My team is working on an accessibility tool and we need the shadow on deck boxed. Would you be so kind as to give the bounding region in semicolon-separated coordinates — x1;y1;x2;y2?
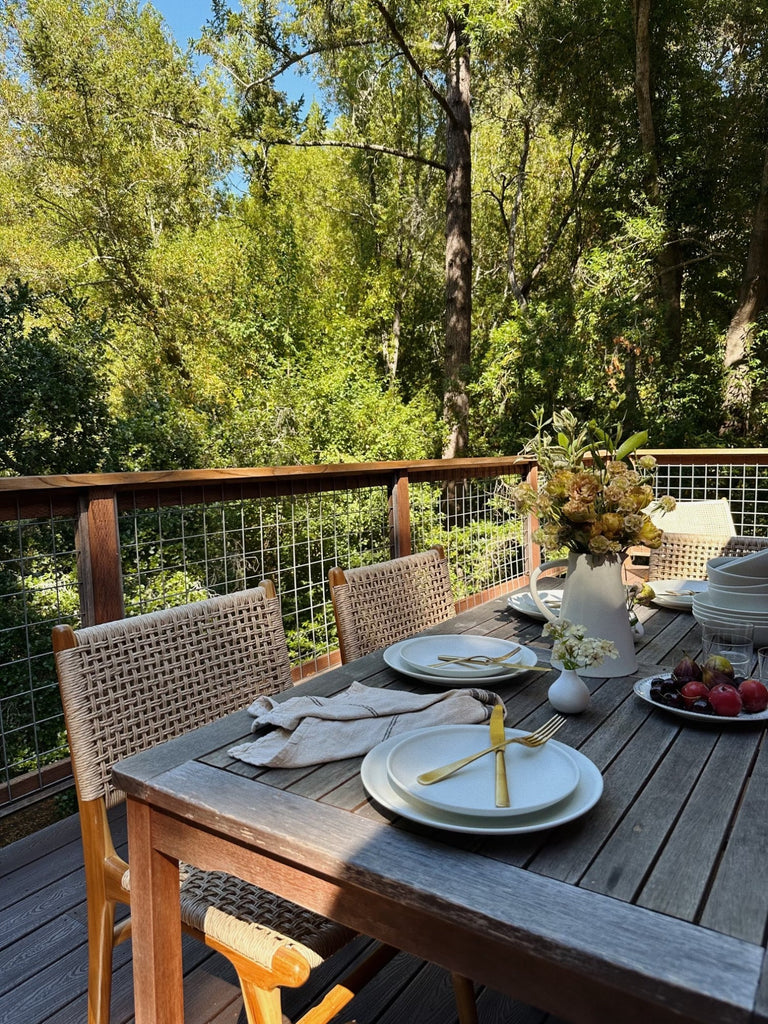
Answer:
0;807;569;1024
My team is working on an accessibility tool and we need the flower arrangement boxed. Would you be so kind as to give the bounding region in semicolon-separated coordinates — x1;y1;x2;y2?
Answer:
542;619;619;671
512;408;676;557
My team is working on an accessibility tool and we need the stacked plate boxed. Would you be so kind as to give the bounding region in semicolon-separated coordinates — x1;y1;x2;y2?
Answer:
693;549;768;644
507;587;561;621
648;579;708;611
383;634;539;688
360;723;603;835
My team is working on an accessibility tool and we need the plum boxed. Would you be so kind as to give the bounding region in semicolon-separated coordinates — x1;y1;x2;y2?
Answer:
680;680;710;708
708;683;743;717
738;679;768;713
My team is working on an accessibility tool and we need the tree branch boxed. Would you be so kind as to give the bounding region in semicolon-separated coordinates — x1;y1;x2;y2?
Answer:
270;136;447;171
244;38;377;98
368;0;452;121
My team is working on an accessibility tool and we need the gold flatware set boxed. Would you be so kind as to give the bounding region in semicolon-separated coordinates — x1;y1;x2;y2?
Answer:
416;714;567;786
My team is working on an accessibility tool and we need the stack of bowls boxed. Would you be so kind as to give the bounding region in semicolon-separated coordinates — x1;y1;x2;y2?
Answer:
692;549;768;644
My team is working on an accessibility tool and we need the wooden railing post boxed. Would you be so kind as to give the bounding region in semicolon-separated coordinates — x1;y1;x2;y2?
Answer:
388;470;412;559
525;463;541;577
75;488;125;625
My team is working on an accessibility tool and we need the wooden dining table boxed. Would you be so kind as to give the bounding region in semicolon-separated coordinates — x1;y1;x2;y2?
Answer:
112;591;768;1024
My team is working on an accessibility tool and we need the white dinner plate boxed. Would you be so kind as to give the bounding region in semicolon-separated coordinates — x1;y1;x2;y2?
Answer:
506;588;561;621
385;724;580;817
383;638;539;687
634;675;768;724
361;728;603;835
649;579;707;611
398;635;524;679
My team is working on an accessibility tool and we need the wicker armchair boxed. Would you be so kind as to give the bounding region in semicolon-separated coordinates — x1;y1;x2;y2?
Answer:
53;583;396;1024
649;534;768;580
328;546;456;664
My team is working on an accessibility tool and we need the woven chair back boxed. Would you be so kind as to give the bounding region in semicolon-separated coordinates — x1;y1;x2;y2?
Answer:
331;547;455;662
56;586;293;807
649;534;768;580
651;498;735;535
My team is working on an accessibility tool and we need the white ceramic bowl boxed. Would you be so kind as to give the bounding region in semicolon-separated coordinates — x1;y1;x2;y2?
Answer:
717;549;768;577
708;576;768;592
707;556;768;587
693;599;768;622
707;585;768;610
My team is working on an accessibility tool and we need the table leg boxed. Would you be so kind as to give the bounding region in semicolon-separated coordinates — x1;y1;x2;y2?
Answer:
127;798;184;1024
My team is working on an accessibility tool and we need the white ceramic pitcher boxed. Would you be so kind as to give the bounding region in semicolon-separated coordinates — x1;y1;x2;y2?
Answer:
529;552;638;677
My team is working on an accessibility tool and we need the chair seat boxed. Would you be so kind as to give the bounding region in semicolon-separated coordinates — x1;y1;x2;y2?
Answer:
120;864;354;971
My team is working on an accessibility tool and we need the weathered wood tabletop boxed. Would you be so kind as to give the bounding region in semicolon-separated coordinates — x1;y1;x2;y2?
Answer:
113;593;768;1024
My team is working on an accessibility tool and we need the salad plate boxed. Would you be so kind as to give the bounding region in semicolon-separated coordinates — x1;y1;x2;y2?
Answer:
398;635;524;679
361;728;603;835
383;638;539;687
649;579;707;611
385;724;580;817
507;588;561;621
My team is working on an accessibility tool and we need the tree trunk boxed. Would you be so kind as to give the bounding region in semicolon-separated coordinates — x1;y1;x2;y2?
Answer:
631;0;682;362
722;143;768;432
442;10;472;459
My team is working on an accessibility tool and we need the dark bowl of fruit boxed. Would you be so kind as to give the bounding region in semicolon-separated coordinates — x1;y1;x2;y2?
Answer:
634;654;768;723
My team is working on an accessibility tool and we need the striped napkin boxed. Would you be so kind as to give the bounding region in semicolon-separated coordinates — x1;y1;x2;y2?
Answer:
228;680;504;768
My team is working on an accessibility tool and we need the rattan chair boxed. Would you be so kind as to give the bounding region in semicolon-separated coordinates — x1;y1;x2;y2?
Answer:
52;583;397;1024
627;499;738;581
328;546;456;664
327;548;478;1021
649;534;768;580
649;497;736;535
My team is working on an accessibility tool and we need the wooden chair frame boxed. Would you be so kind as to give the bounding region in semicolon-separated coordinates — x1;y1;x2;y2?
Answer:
53;582;402;1024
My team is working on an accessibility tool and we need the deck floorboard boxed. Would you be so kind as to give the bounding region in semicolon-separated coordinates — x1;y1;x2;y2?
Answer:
0;807;571;1023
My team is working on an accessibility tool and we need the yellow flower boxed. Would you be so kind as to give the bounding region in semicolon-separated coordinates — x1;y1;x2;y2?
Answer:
569;473;601;502
563;498;597;523
628;484;654;511
636;519;663;548
545;470;577;498
595;512;624;538
588;534;613;555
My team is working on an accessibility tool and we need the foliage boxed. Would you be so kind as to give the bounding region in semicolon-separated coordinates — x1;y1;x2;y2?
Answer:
0;280;115;474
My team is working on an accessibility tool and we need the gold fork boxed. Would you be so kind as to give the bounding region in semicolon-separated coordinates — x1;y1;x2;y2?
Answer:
416;714;567;785
436;647;521;667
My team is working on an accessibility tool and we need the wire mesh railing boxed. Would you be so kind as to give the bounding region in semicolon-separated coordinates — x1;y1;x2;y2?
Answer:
2;450;767;814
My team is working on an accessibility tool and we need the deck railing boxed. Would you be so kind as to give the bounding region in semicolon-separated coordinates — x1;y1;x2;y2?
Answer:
2;449;767;814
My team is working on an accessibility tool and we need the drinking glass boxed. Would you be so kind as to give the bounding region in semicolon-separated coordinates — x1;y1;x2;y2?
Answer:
758;647;768;684
701;624;754;678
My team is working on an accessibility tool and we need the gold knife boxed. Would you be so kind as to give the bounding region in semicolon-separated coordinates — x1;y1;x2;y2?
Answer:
490;703;510;808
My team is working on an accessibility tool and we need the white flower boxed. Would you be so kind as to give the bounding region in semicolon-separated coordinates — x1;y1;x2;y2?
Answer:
543;618;618;670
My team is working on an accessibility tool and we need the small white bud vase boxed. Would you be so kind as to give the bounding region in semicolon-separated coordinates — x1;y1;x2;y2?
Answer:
548;668;591;714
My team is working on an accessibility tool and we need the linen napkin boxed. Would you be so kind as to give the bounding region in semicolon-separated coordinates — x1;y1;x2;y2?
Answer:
228;680;504;768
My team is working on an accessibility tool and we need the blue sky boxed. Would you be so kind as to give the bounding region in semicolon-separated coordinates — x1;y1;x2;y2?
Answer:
147;0;310;104
148;0;219;47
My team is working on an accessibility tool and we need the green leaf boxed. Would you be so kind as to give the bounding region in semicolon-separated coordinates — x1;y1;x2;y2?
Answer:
615;431;648;461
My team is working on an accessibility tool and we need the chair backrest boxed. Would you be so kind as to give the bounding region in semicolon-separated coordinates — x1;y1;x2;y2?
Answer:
54;584;293;808
651;498;735;536
329;546;456;663
649;534;768;580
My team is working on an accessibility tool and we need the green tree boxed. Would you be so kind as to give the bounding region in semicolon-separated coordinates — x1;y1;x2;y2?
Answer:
0;280;115;474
